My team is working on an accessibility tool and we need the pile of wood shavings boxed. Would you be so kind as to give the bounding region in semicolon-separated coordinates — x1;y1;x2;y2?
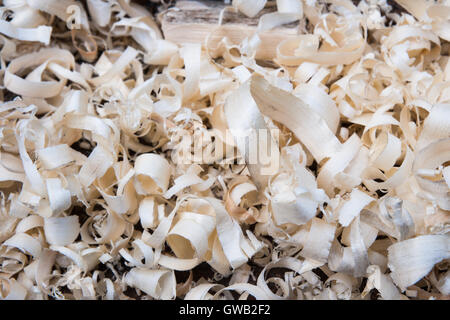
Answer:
0;0;449;300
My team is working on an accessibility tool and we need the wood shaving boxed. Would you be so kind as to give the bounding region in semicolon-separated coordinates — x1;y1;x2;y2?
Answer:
0;0;449;300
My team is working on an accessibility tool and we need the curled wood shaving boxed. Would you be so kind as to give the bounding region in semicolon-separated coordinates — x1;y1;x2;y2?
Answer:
0;0;449;300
